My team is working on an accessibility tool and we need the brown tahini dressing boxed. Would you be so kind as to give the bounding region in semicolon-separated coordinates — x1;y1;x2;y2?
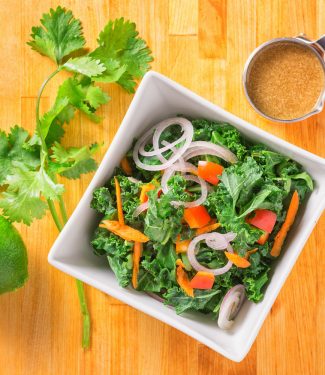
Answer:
246;42;325;120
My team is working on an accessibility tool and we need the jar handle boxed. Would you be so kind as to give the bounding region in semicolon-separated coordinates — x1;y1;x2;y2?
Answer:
316;35;325;51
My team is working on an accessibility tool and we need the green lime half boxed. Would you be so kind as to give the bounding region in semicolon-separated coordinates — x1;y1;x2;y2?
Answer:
0;216;28;294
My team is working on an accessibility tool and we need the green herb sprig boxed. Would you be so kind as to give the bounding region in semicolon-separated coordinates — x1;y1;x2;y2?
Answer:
0;6;153;348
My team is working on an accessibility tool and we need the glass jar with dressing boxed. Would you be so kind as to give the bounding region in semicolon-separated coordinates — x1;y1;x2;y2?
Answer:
243;35;325;122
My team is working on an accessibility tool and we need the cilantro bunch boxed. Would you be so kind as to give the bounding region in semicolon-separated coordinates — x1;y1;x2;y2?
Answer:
0;6;152;348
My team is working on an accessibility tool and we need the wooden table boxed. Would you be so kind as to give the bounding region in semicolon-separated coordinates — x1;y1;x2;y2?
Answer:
0;1;324;374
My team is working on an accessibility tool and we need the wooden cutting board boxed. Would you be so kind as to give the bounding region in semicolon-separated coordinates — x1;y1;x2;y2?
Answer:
0;1;324;374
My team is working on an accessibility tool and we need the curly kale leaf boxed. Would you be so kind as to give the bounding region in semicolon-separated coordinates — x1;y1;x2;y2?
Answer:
243;269;269;302
144;177;187;244
163;286;222;315
192;119;248;160
137;242;177;292
91;230;133;287
91;187;117;219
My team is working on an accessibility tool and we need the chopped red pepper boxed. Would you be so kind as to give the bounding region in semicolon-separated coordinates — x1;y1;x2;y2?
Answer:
246;209;277;233
198;161;224;185
190;271;215;289
183;206;211;229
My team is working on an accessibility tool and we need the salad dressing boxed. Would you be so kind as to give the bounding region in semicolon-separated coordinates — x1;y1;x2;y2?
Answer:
246;42;325;120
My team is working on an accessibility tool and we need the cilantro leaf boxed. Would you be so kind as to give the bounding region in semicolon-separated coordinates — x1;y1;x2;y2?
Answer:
85;85;110;109
90;18;153;92
0;192;48;226
39;97;70;140
0;126;40;184
49;142;100;179
62;57;106;77
56;77;110;123
0;164;64;225
28;6;85;65
31;103;75;148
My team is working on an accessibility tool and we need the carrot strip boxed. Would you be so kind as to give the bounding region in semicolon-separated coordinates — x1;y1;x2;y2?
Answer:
270;191;299;257
224;252;251;268
100;220;149;243
196;222;220;235
257;231;269;245
132;242;143;289
176;259;194;297
139;183;156;203
114;177;124;226
244;248;258;260
120;157;132;175
190;271;214;289
175;239;191;254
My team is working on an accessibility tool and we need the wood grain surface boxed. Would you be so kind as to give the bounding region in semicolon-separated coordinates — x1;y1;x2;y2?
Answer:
0;1;324;374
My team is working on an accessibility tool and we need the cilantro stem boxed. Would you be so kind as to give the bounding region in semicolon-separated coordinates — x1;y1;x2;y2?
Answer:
76;279;91;349
47;199;63;231
35;68;60;166
58;196;68;223
56;191;91;349
35;68;91;350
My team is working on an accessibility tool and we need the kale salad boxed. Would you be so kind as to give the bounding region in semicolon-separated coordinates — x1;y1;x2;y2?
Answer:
90;117;313;329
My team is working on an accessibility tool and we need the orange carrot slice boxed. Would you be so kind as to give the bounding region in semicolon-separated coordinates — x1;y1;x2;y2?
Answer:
190;271;214;289
175;239;191;254
140;183;156;203
257;231;269;245
196;222;220;235
132;242;143;289
120;157;132;175
224;252;251;268
244;248;258;260
176;259;194;297
100;220;149;243
270;191;299;257
114;177;124;226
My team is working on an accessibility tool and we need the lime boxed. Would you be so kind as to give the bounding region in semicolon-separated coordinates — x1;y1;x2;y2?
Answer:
0;216;28;294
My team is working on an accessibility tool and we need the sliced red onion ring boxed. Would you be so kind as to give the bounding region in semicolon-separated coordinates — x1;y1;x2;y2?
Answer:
140;135;187;157
217;284;246;330
133;117;193;171
134;201;149;217
127;177;141;184
161;164;208;208
187;233;235;275
161;141;187;168
206;232;237;249
161;164;197;194
183;141;237;164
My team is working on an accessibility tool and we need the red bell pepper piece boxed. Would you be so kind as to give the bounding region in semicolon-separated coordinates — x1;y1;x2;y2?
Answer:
246;209;277;233
197;161;224;185
183;206;211;229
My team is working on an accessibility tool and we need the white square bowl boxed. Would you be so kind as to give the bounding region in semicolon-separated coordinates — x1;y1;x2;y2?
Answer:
48;71;325;362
